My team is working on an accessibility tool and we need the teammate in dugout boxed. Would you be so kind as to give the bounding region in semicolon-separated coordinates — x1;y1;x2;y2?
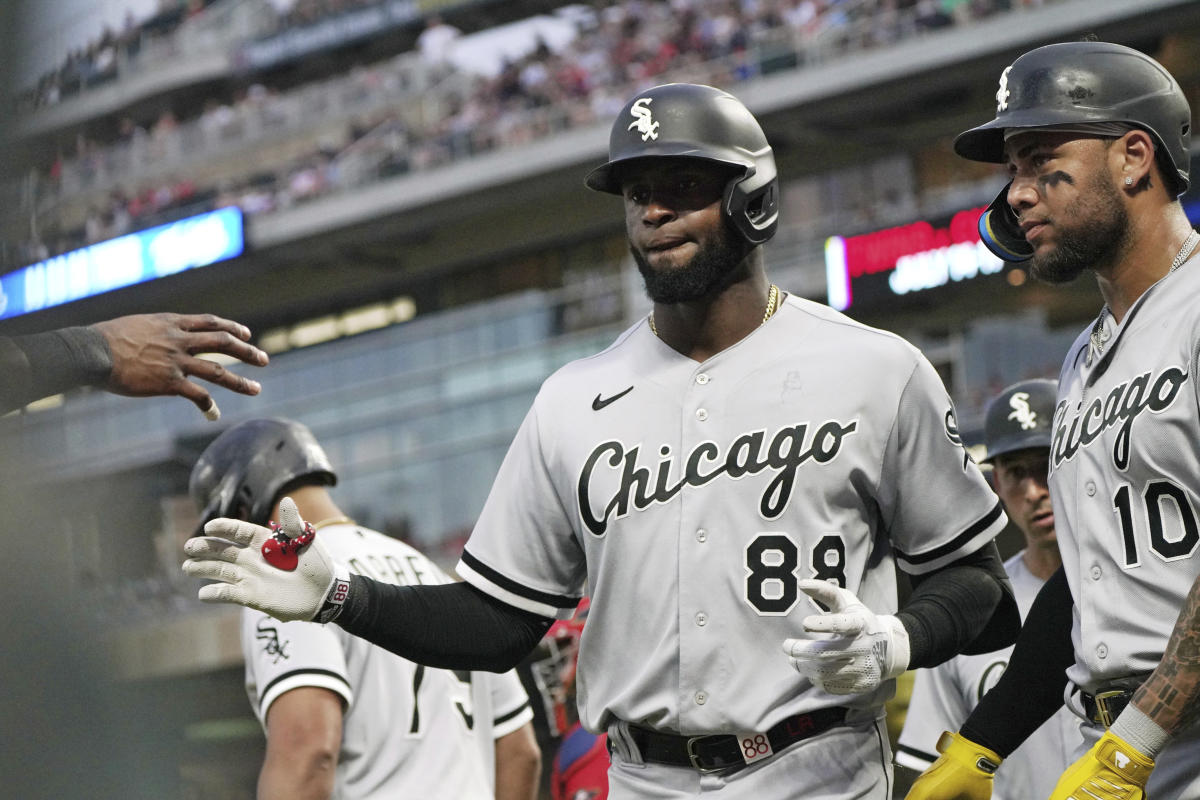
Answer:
896;379;1075;798
182;82;1021;798
189;418;541;800
906;41;1200;800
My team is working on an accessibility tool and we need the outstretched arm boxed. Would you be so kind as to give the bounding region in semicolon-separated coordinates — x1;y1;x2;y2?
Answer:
92;312;268;418
183;499;553;671
1;312;267;418
337;576;553;672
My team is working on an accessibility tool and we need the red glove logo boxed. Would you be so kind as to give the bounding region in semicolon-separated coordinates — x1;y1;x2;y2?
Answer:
261;521;316;571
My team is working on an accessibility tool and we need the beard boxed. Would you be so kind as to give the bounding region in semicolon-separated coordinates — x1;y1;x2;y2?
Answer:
632;220;749;303
1029;169;1130;284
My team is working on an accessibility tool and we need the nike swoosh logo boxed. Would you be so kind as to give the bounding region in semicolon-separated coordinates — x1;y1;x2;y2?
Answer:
592;386;634;410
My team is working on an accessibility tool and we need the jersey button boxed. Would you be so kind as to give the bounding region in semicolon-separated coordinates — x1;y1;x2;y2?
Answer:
1090;565;1102;581
696;373;710;385
695;691;707;705
696;529;708;543
1096;644;1108;659
1085;481;1097;497
696;408;708;421
695;612;708;626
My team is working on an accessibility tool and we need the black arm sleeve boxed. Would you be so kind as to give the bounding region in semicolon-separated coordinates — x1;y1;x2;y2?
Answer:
960;566;1074;757
335;574;554;672
897;541;1020;668
0;327;111;414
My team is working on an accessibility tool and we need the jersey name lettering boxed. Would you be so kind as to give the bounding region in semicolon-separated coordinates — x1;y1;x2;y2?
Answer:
348;552;442;587
577;419;859;535
1052;366;1187;471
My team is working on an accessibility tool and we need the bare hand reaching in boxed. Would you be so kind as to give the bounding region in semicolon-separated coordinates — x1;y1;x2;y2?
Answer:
92;312;268;420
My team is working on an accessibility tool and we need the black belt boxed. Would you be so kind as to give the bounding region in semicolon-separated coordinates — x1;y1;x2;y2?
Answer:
1080;679;1146;727
623;706;848;774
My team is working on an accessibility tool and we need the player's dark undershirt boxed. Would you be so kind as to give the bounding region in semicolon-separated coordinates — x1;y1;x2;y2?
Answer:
335;543;1017;674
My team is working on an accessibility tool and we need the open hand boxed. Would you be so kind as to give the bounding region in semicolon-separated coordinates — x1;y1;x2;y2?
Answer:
92;312;268;420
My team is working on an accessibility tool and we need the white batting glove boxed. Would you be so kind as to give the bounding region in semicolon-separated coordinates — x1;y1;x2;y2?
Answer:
181;497;351;623
781;579;910;695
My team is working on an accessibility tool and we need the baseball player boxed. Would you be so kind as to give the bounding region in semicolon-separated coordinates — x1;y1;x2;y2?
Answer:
183;83;1022;799
906;41;1200;799
188;418;541;800
896;379;1075;798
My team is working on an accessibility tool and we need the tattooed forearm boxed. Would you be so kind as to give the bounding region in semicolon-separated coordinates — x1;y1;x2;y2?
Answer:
1133;572;1200;733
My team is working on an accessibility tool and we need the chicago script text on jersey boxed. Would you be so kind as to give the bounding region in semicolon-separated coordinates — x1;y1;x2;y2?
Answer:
576;419;859;535
1051;366;1187;472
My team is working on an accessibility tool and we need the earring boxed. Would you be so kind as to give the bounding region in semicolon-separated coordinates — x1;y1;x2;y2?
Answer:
1125;176;1134;186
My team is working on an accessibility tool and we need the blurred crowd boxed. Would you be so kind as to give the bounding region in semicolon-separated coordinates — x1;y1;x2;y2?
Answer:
15;0;221;114
12;0;1050;267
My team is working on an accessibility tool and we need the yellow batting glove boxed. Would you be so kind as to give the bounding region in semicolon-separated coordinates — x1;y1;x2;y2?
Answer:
905;731;1001;800
1049;730;1154;800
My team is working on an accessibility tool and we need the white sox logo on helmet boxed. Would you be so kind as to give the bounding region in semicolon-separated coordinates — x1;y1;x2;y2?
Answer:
577;418;858;536
996;66;1012;112
628;97;659;141
1007;391;1038;430
1051;366;1187;472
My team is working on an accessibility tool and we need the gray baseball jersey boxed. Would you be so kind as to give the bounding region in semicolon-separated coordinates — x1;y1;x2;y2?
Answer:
1051;252;1200;693
1050;251;1200;793
243;523;533;800
896;551;1075;799
457;293;1007;740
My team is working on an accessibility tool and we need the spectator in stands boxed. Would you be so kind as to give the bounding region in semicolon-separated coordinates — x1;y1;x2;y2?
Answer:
13;0;1060;264
417;15;462;68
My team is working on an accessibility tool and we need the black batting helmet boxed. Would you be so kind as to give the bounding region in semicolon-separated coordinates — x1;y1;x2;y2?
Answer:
189;417;336;535
585;82;779;244
956;41;1192;262
981;379;1058;464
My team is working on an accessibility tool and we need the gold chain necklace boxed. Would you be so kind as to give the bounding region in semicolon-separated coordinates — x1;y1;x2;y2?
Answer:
312;516;356;530
649;284;780;338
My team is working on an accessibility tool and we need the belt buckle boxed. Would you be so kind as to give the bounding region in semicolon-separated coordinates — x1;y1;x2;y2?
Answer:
685;736;726;774
1093;689;1127;727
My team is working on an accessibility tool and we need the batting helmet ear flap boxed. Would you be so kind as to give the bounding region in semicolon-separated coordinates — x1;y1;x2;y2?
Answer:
978;183;1033;262
725;165;779;245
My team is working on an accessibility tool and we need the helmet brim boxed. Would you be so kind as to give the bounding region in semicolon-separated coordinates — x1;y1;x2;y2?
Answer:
981;434;1052;464
585;152;752;195
956;109;1152;163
